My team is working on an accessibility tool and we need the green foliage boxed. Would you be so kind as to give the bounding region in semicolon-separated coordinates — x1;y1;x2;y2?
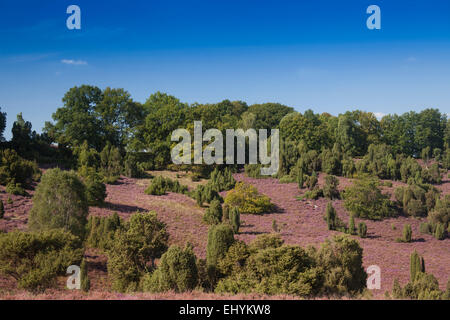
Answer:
244;164;274;179
301;188;324;200
357;222;367;238
0;149;41;187
315;235;367;295
99;142;122;182
399;224;412;243
142;244;198;293
107;211;168;292
45;85;143;151
321;148;342;175
86;213;123;251
343;178;395;220
82;170;107;206
395;183;439;217
28;168;89;240
0;229;83;292
224;181;274;215
145;175;188;195
421;163;442;184
433;223;445;240
348;214;356;235
206;224;235;268
208;167;235;191
305;172;318;190
225;206;240;233
324;202;337;231
203;200;223;225
249;233;284;251
297;167;304;189
5;181;27;196
427;195;449;230
323;175;340;200
80;258;90;292
410;250;425;282
124;153;145;178
356;144;399;180
419;222;432;234
393;251;447;300
194;184;223;207
215;234;367;297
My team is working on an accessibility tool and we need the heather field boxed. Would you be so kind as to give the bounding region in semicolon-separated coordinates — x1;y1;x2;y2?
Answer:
1;168;448;300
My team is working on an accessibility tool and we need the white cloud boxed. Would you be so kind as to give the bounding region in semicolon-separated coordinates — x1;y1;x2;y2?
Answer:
406;56;417;63
61;59;87;65
374;112;386;120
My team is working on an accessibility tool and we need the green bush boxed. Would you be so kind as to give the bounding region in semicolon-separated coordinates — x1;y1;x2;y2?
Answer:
99;142;122;182
124;153;145;178
107;211;168;292
314;235;367;295
357;222;367;238
402;224;412;243
224;181;274;215
410;250;425;282
0;149;41;187
141;244;198;293
206;224;235;268
434;223;445;240
324;202;339;231
194;184;223;207
83;171;107;206
249;233;284;251
297;167;304;189
216;235;366;297
343;178;395;220
0;229;83;292
28;168;89;240
208;167;235;191
427;195;449;230
301;187;324;200
392;251;445;300
145;175;188;195
228;206;240;233
419;222;432;234
305;172;318;190
323;175;340;200
86;213;123;251
203;200;223;225
244;164;271;178
5;181;27;196
348;214;356;235
80;258;90;292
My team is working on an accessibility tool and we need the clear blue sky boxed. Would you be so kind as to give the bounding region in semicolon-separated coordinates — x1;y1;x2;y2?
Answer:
0;0;449;139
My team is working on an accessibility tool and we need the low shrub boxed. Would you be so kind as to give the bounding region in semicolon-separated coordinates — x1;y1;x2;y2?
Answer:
323;175;340;200
107;211;168;292
224;181;274;215
5;181;27;196
343;178;395;220
203;200;223;225
142;244;198;293
357;222;367;238
0;229;83;292
145;176;188;196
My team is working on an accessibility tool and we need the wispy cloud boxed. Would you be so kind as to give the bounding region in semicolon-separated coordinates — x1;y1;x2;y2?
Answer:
61;59;88;66
374;112;385;120
406;56;417;63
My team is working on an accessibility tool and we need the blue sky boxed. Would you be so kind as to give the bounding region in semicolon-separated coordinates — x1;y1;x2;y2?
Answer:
0;0;449;139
